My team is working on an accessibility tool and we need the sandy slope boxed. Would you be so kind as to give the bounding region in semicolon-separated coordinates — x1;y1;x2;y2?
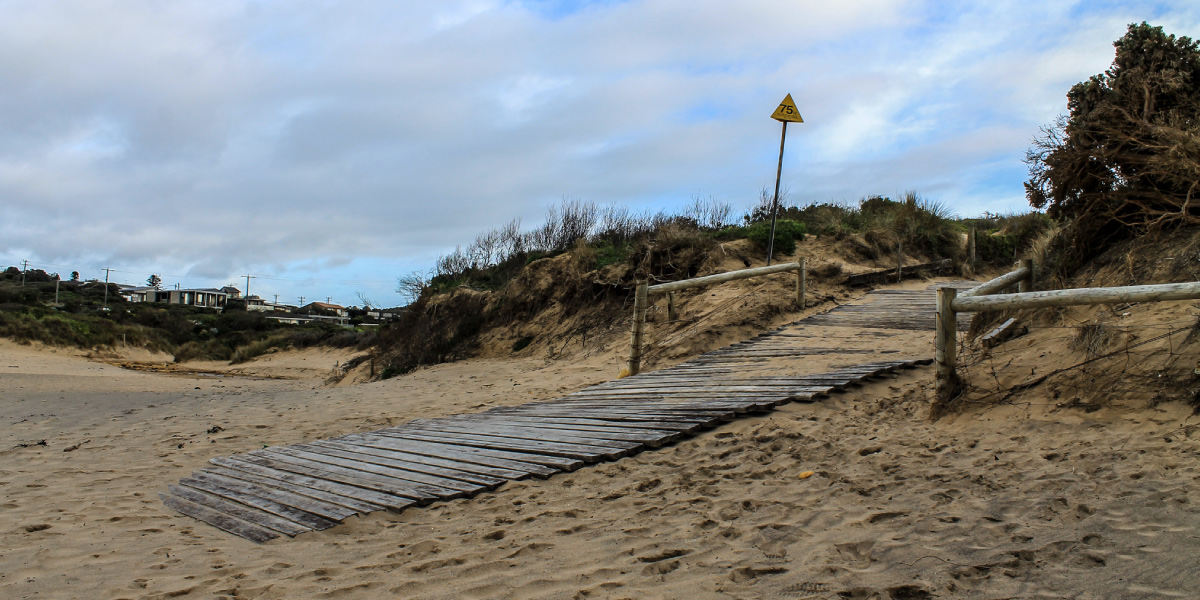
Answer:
2;320;1199;599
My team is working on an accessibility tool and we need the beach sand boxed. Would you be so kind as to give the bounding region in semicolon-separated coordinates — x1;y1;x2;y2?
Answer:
2;330;1199;598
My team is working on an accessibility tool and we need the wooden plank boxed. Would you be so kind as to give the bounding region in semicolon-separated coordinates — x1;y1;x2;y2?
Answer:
335;434;562;477
211;456;419;511
251;449;464;501
503;408;728;425
393;427;632;459
202;465;388;515
167;485;310;537
297;441;508;487
305;440;518;484
380;430;619;462
275;445;496;493
568;385;830;395
178;477;340;531
408;421;646;450
456;416;688;437
349;432;580;473
421;420;678;446
189;470;359;521
981;318;1024;348
473;414;701;433
161;493;279;544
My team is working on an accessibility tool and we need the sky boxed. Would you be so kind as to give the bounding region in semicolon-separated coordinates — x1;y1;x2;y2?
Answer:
2;1;1198;307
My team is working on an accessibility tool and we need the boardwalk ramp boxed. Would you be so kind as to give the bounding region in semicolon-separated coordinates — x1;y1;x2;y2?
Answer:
162;285;961;542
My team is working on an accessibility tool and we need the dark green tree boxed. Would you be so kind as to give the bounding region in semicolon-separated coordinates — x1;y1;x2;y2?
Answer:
147;274;162;289
70;271;79;281
1025;22;1200;255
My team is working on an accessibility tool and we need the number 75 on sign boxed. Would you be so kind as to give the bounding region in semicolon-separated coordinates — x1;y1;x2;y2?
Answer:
771;94;804;123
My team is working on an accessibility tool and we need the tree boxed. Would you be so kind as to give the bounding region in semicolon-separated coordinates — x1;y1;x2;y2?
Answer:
147;274;162;289
70;271;79;282
1025;22;1200;257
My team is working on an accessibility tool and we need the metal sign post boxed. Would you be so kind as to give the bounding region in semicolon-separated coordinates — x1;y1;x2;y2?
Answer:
767;94;803;265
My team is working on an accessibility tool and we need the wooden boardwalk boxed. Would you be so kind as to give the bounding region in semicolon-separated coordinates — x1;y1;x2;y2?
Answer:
162;285;959;542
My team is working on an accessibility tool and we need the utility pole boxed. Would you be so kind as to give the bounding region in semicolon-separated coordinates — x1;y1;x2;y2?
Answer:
299;296;305;306
55;275;60;304
273;294;279;307
243;274;255;298
21;259;28;286
102;267;112;309
326;297;332;304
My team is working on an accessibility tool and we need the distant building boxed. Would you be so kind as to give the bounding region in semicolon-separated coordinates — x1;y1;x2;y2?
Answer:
117;285;157;303
156;288;228;308
117;284;227;309
301;302;349;318
221;286;242;298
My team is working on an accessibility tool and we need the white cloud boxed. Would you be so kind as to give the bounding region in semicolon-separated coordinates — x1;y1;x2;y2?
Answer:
2;0;1199;304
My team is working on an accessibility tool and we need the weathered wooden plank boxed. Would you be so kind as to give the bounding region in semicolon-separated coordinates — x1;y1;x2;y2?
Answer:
409;421;646;450
503;408;728;425
381;430;619;462
454;417;685;439
305;440;515;484
398;426;633;458
981;318;1024;348
353;432;582;472
267;446;487;492
335;434;561;477
253;448;466;500
161;493;279;544
422;419;677;446
569;385;830;395
282;444;501;491
189;470;359;521
211;455;421;510
167;485;310;537
474;414;701;433
178;477;340;531
202;465;388;514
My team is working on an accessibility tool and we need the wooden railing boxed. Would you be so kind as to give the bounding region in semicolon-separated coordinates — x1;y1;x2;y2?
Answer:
627;260;807;376
934;260;1200;404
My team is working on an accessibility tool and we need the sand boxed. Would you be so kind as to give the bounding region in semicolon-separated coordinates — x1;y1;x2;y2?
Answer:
3;295;1200;598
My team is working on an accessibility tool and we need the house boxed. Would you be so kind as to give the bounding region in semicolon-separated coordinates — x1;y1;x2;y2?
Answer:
155;288;228;308
220;286;242;299
301;302;349;318
117;285;158;303
117;284;227;308
267;315;315;325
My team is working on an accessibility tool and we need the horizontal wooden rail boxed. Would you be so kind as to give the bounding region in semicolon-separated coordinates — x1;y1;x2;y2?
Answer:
953;281;1200;313
960;260;1031;298
648;262;800;294
628;261;806;376
933;266;1200;415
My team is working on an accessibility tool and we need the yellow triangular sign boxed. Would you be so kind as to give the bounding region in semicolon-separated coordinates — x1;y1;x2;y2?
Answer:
771;93;803;123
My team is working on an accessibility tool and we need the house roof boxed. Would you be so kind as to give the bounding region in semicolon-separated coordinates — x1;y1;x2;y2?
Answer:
308;302;346;310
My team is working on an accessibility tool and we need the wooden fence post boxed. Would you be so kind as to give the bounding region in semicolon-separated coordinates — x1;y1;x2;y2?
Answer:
935;286;958;405
1018;258;1033;293
667;291;677;321
896;243;903;283
628;281;648;376
796;258;806;308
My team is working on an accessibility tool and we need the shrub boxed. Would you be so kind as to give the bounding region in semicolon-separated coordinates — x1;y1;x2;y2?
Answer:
746;220;807;255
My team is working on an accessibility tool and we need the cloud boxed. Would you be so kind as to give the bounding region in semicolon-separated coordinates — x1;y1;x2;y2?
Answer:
2;0;1199;304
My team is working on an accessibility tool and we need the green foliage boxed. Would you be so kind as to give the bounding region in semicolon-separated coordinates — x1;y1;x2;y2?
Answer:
0;270;371;362
591;241;631;269
1025;22;1200;263
744;220;806;255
